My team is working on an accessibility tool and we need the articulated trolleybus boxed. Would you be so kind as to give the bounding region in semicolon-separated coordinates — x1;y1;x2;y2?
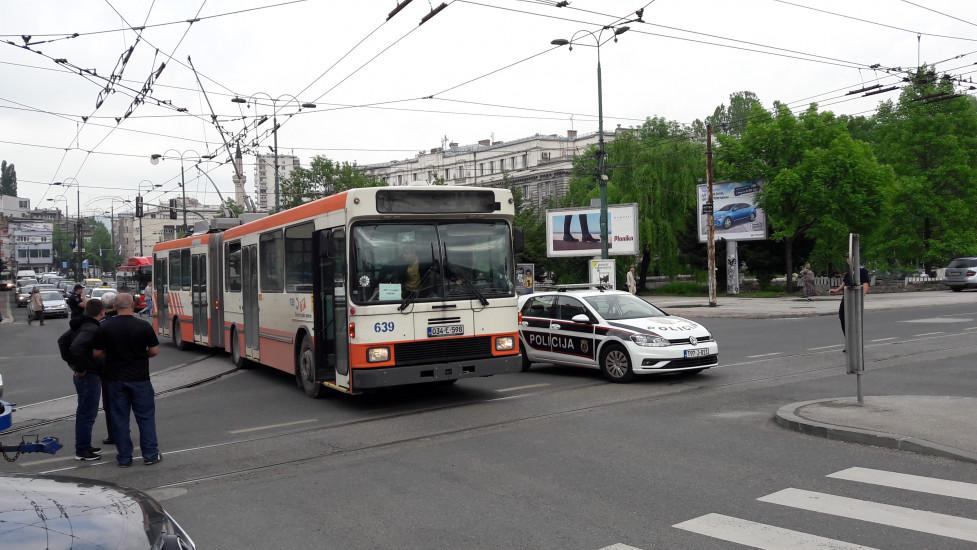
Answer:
153;186;522;396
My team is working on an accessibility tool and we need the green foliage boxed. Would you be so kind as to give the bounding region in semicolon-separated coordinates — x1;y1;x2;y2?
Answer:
84;220;119;271
0;160;17;196
280;156;383;209
223;198;245;217
651;281;707;295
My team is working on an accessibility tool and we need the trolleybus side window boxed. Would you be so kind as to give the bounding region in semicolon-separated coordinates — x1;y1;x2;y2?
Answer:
259;229;284;293
169;251;181;290
284;222;314;293
180;249;190;290
225;241;242;292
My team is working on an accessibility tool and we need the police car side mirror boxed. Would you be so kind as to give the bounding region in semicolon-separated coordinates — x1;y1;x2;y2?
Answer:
571;313;591;324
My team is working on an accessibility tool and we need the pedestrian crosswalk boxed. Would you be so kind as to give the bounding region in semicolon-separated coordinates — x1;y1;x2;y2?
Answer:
670;466;977;549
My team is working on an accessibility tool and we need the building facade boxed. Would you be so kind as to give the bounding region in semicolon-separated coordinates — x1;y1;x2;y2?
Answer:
0;195;30;219
9;220;54;272
254;153;300;211
359;130;611;209
114;198;224;258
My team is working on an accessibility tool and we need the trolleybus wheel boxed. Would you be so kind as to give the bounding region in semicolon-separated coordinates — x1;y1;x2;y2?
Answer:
230;327;248;369
172;318;187;351
297;335;324;398
599;344;634;383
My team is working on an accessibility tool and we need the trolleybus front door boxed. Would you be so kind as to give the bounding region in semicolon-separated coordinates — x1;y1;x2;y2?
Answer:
313;228;349;389
242;244;260;360
155;255;169;337
191;253;208;344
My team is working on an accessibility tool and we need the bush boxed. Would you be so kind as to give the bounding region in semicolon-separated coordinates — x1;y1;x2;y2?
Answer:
652;281;708;295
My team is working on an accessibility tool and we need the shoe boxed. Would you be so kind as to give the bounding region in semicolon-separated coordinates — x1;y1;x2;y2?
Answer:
102;438;115;445
143;453;163;466
582;236;600;243
562;235;579;242
75;449;101;461
88;447;102;454
117;460;132;468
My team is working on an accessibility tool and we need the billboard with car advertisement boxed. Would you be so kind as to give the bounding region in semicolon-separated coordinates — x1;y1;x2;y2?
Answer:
697;182;767;242
545;204;639;257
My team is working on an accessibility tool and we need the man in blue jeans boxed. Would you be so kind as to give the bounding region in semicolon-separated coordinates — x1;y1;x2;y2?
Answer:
93;293;162;467
66;298;106;460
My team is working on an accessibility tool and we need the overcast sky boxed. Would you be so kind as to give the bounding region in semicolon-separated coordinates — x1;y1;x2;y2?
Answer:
2;0;976;215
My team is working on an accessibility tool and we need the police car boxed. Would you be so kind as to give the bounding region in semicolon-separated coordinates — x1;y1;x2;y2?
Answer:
518;287;718;382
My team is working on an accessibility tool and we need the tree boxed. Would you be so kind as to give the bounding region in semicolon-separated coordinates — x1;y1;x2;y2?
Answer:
83;221;118;272
870;67;977;270
280;156;383;208
0;160;17;196
223;198;245;217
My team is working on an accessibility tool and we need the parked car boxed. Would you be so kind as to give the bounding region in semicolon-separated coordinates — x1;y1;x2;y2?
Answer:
944;257;977;291
0;473;195;549
713;203;757;230
518;288;718;382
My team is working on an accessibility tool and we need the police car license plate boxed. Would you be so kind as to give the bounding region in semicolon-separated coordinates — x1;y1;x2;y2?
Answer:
684;348;709;358
428;325;464;337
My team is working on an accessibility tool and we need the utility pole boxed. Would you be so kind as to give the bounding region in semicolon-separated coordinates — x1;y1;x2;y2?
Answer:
596;46;609;260
706;124;717;307
75;184;81;282
180;159;188;236
272;112;280;212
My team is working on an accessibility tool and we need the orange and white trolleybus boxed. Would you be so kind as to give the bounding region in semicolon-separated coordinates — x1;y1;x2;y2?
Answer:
152;186;522;396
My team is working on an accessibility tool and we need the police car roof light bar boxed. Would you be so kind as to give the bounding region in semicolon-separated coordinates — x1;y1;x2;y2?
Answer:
554;283;607;292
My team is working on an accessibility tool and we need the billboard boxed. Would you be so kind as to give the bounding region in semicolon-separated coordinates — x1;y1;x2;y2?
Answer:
545;204;639;257
697;182;767;242
516;263;535;295
589;259;616;289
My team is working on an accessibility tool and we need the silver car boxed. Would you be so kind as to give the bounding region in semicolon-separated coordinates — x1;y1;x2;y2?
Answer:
944;257;977;291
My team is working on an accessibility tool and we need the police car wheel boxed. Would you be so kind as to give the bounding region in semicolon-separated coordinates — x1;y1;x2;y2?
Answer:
600;344;634;383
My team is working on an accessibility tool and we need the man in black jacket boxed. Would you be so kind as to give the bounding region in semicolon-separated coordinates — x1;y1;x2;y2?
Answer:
67;284;85;320
68;298;106;461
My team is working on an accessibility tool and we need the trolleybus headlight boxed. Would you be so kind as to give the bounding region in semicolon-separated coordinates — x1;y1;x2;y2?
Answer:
367;347;390;362
495;336;515;351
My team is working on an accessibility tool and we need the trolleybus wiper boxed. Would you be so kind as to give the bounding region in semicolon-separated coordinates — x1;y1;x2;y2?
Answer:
442;243;489;306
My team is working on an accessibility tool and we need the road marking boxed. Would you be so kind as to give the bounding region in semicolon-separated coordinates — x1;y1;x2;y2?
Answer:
965;327;977;331
807;344;843;351
828;467;977;502
229;418;318;434
674;513;877;549
913;332;945;337
598;545;643;550
486;393;537;402
746;352;782;358
869;337;896;342
902;317;974;324
495;383;550;392
758;488;977;543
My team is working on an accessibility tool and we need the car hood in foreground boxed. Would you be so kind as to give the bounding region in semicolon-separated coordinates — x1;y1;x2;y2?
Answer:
608;315;711;338
0;474;172;549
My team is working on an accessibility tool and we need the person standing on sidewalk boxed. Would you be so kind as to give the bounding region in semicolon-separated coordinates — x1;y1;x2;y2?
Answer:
67;284;85;320
66;298;106;461
27;287;44;325
93;293;162;467
626;266;637;295
800;263;816;301
97;290;119;446
830;263;871;342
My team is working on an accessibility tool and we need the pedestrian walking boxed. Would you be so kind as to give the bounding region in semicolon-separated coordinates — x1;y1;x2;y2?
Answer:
61;298;106;460
93;293;162;467
67;284;85;320
830;263;870;349
28;287;44;325
800;263;816;301
141;282;154;317
626;266;637;295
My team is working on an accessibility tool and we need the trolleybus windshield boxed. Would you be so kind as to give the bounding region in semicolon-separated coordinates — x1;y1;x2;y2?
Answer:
351;221;513;305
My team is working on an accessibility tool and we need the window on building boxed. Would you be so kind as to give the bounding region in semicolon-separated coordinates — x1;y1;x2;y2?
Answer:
541;152;551;161
29;249;38;258
412;173;418;181
479;163;484;176
284;222;313;292
397;175;403;185
523;184;529;197
19;201;28;208
225;241;242;292
490;161;495;174
41;250;50;257
511;157;517;170
17;250;26;258
259;229;284;292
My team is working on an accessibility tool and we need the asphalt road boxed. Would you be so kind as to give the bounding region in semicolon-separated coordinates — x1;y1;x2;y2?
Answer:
3;292;977;549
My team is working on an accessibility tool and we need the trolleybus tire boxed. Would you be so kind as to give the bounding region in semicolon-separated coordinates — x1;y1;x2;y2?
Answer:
599;344;634;383
172;318;187;351
297;334;324;398
230;327;248;369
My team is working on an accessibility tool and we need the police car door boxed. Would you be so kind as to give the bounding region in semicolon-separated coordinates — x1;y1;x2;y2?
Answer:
552;296;598;366
520;295;558;363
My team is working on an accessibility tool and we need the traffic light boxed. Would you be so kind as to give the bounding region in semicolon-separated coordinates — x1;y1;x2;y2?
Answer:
135;195;143;218
169;199;178;220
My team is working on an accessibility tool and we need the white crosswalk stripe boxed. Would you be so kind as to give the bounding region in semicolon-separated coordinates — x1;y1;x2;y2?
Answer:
673;513;878;549
758;488;977;543
827;467;977;502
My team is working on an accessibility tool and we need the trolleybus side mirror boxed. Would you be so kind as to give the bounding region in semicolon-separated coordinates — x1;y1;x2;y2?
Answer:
513;228;524;254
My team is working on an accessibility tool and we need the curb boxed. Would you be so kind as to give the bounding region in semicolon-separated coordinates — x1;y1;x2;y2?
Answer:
774;398;977;464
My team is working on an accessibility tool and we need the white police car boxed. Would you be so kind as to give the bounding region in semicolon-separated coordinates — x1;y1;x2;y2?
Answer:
518;288;718;382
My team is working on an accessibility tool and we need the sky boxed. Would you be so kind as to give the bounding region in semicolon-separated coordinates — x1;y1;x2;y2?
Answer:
2;0;976;217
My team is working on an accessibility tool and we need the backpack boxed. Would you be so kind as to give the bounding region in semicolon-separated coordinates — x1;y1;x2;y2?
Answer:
57;327;80;371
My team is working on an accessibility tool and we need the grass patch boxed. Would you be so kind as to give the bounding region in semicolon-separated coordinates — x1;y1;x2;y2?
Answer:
648;281;708;296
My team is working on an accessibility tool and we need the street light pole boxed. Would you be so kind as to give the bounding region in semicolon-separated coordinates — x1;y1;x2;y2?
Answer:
596;44;609;260
180;158;188;236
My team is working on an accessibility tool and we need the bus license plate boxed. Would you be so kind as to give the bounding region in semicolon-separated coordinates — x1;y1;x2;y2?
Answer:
684;348;708;358
428;325;464;337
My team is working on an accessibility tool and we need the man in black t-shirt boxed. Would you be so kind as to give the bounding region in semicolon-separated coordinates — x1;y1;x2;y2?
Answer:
830;264;871;343
67;284;85;320
93;292;162;467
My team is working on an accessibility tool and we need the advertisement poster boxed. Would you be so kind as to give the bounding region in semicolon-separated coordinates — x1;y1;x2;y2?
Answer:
697;182;767;242
545;204;639;257
589;259;616;289
516;263;535;295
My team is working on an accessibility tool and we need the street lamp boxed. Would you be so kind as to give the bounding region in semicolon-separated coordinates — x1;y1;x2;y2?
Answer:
551;20;637;260
53;178;82;281
231;93;316;212
149;150;214;237
137;180;161;255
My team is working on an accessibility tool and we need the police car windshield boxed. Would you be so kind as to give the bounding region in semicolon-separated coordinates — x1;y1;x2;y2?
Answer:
584;294;666;321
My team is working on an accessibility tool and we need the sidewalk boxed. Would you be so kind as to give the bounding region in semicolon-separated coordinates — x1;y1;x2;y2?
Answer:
775;396;977;464
647;291;975;319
